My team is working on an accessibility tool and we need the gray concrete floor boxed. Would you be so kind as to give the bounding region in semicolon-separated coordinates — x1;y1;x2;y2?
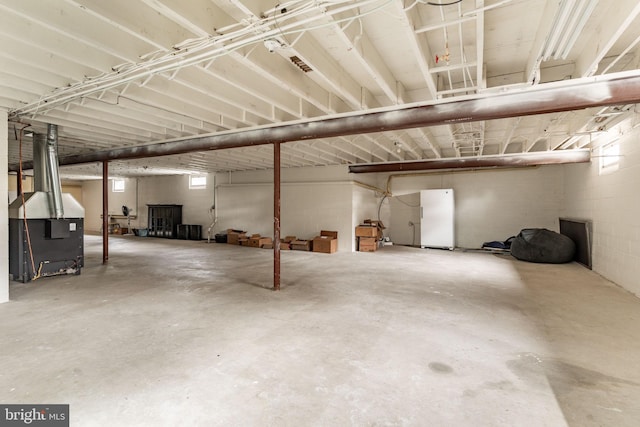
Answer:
1;235;640;426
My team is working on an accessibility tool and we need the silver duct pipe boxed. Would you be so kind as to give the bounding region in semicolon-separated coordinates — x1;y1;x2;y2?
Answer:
32;133;49;192
46;124;64;219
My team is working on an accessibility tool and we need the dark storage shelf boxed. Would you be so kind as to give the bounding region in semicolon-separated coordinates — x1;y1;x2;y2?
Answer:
177;224;202;240
147;204;182;238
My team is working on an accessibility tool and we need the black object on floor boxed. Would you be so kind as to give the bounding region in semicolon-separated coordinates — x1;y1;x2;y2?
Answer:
511;228;576;264
482;236;515;250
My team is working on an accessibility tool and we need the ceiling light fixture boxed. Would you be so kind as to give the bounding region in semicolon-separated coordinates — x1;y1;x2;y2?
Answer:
542;0;598;61
263;39;282;53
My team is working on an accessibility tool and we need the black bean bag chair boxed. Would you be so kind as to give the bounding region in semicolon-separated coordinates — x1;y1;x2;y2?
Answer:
510;228;576;264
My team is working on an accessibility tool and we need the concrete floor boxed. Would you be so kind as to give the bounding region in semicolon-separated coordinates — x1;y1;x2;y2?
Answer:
1;235;640;426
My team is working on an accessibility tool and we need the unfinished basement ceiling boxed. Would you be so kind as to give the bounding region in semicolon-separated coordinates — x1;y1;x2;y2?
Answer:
3;0;640;177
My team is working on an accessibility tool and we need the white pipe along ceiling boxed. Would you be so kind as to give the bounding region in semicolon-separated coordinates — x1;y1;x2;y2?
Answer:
2;0;640;177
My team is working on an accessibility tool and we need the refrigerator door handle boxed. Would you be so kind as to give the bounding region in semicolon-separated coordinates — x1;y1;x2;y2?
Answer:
420;206;423;219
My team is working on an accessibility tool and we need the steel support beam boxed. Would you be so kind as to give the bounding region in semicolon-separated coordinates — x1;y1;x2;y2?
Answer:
273;142;281;291
102;161;109;264
348;149;591;173
8;71;640;172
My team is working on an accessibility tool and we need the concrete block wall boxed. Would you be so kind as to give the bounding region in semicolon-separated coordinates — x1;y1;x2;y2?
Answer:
82;178;139;232
352;185;384;252
213;165;379;252
137;174;215;233
388;193;421;246
562;125;640;297
378;166;564;248
80;166;361;251
81;164;565;252
215;180;355;252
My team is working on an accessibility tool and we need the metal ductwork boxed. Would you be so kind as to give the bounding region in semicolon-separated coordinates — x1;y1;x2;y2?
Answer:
32;133;48;192
8;124;84;283
46;124;65;219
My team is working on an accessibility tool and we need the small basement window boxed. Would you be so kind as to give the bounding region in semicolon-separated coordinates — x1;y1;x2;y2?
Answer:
189;175;207;189
112;178;125;192
600;141;620;174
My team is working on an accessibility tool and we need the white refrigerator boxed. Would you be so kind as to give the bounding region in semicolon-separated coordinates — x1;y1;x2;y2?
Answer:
420;189;455;250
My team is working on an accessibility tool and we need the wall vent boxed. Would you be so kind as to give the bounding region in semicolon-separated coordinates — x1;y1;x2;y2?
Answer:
290;56;312;72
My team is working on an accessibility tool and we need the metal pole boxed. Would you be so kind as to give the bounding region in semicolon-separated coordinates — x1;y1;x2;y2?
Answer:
273;142;281;291
102;161;109;264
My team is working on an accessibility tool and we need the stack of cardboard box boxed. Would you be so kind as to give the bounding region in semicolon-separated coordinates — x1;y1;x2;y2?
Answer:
355;220;385;252
248;234;273;248
224;229;338;253
227;229;247;245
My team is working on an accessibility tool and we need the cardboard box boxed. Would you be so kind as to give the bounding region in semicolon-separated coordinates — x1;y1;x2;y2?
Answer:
249;236;273;248
358;237;378;252
361;220;385;239
112;226;128;235
291;240;312;251
364;219;386;230
283;236;297;243
227;229;247;245
312;230;338;254
355;226;378;238
280;241;291;250
239;237;250;246
263;243;273;249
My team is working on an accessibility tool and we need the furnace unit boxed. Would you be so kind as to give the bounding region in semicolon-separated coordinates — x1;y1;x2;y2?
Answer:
9;124;85;282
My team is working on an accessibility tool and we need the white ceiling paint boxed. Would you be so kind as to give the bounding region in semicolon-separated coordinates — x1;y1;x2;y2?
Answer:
2;0;640;177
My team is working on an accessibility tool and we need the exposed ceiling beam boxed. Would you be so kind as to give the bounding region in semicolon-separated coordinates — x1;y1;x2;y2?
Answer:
575;0;640;77
524;0;563;84
475;0;485;90
396;0;438;99
10;70;640;171
500;117;522;154
331;11;404;104
348;149;591;174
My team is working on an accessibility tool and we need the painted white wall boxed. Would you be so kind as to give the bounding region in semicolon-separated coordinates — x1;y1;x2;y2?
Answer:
388;193;421;246
82;180;102;231
381;166;564;248
83;174;217;235
216;183;272;236
562;125;640;297
352;185;384;251
215;165;382;251
137;174;215;235
1;110;8;303
79;163;566;253
82;178;139;232
110;178;138;219
216;181;355;252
